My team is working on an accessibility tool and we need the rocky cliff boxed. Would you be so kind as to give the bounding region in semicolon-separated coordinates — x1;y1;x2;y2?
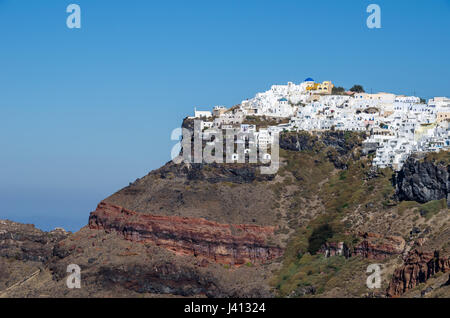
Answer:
89;201;283;265
319;233;406;260
2;127;449;298
0;220;69;263
352;232;406;260
102;160;279;227
279;131;366;169
0;220;70;296
387;249;450;297
394;153;450;207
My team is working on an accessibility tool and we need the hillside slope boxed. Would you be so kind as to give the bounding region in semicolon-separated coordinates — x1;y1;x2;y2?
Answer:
1;131;448;298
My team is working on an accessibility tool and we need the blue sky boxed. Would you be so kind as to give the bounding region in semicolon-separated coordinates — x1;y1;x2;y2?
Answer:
0;0;449;231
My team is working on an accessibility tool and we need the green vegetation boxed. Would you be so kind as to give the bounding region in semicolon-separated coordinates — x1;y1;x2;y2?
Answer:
397;200;420;215
273;252;373;297
331;86;346;95
272;135;398;297
278;154;333;205
349;85;365;93
397;199;447;219
420;199;448;219
307;224;334;254
271;132;448;297
321;160;394;215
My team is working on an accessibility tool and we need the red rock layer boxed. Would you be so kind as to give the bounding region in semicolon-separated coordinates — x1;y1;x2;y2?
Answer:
387;249;450;297
89;202;283;265
352;232;406;260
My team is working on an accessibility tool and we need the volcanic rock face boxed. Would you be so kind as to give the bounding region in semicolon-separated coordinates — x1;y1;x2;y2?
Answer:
352;233;406;260
2;128;447;298
103;160;279;227
159;162;275;184
279;131;366;169
387;249;450;297
394;154;450;207
279;131;365;153
319;233;405;260
0;220;68;263
89;202;283;265
279;132;320;152
0;224;275;298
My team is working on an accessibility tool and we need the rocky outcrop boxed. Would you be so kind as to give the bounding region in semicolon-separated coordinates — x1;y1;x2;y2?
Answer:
279;132;320;152
94;263;271;298
0;220;69;263
97;262;218;296
89;202;283;265
280;131;364;153
394;154;450;207
321;131;366;154
279;131;365;169
387;249;450;297
352;233;406;260
104;159;278;227
319;233;405;260
158;161;275;184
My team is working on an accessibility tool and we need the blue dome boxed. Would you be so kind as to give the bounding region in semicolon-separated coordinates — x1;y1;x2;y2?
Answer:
304;77;314;82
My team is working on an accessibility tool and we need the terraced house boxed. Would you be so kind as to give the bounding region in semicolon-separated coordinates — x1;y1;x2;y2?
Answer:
193;78;450;170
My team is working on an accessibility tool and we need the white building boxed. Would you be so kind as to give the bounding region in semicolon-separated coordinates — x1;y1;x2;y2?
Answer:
188;83;449;170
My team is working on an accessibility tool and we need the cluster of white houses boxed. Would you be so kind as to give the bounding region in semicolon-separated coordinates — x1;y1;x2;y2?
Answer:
189;78;450;170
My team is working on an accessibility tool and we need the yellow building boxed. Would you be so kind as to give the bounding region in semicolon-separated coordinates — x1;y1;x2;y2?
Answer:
305;81;334;95
305;82;318;91
437;112;450;123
